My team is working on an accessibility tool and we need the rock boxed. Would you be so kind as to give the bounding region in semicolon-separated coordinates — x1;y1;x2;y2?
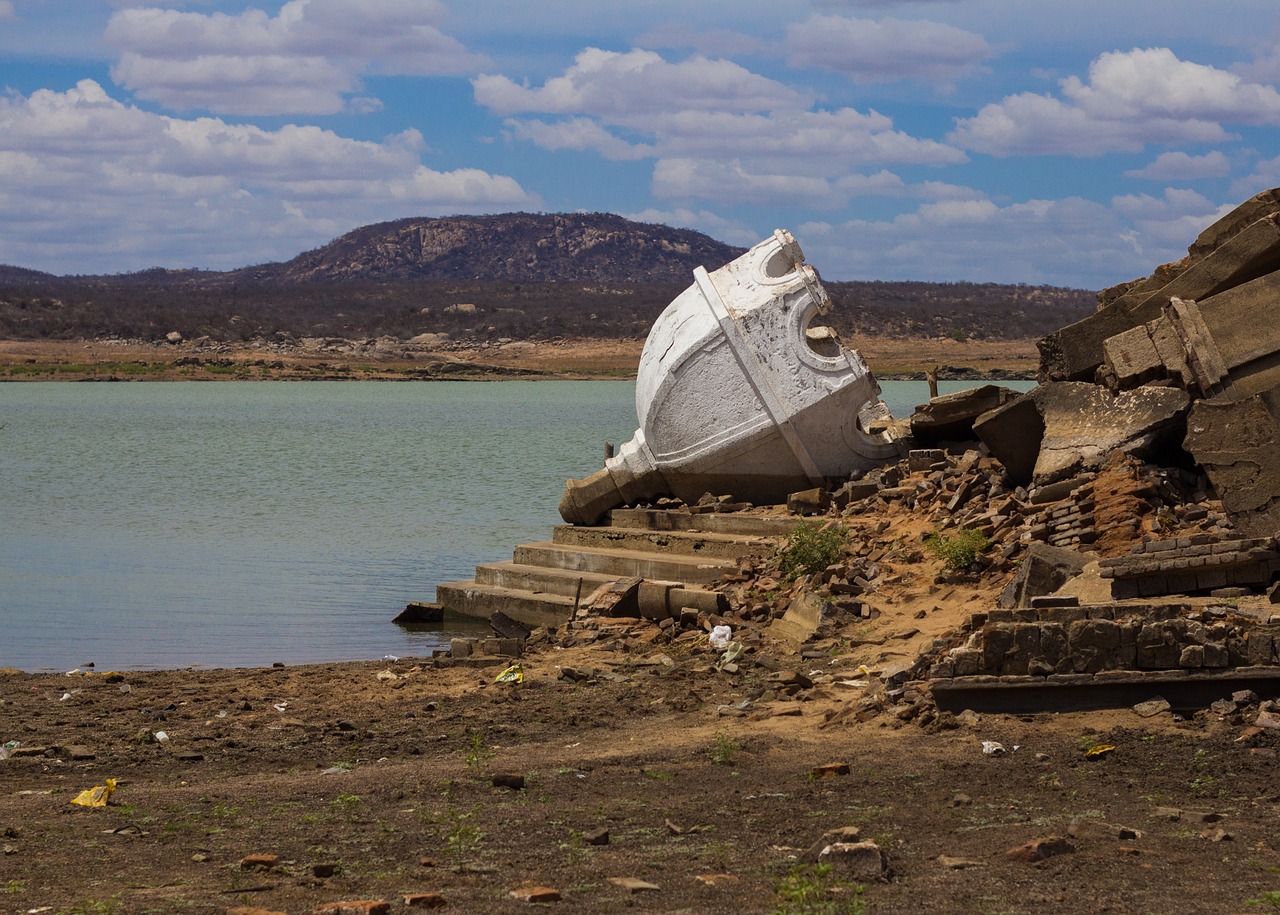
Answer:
403;893;447;908
787;487;831;516
817;840;887;879
810;762;850;778
313;863;338;878
311;903;390;915
804;826;863;862
1005;836;1074;862
240;853;278;871
696;874;741;886
509;886;561;903
228;908;286;915
1133;697;1171;718
608;877;660;893
581;826;610;846
492;773;526;790
937;855;984;869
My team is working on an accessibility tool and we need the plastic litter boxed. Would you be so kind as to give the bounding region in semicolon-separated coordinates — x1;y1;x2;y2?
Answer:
717;641;745;667
708;625;732;649
981;741;1007;757
1084;743;1116;760
154;731;170;743
0;740;18;761
494;663;524;684
70;778;117;808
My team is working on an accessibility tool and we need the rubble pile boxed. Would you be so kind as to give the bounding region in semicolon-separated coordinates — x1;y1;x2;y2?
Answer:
441;187;1280;717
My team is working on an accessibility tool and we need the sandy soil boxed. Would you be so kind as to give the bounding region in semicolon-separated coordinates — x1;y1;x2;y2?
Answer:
0;335;1039;382
4;524;1280;914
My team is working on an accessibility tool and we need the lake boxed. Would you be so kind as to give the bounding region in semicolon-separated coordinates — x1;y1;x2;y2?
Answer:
0;378;1024;671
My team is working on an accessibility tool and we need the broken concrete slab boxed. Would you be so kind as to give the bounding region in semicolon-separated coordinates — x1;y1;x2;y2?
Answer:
971;394;1044;486
909;384;1021;445
977;382;1189;487
997;542;1093;609
1184;393;1280;537
1040;206;1280;382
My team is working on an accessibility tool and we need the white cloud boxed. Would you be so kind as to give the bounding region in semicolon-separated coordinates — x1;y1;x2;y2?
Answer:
0;80;534;273
473;48;810;118
951;48;1280;156
0;2;13;21
1125;150;1231;180
105;0;486;116
622;206;760;248
504;118;656;160
475;46;965;208
793;190;1224;286
786;15;991;87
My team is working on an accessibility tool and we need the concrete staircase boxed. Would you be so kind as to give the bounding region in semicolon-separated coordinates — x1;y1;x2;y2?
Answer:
435;507;799;629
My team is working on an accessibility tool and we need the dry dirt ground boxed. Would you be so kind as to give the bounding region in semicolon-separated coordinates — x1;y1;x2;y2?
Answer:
0;336;1038;382
5;549;1280;915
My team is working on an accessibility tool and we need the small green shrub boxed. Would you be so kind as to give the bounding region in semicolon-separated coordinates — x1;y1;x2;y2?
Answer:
774;862;866;915
923;527;991;573
778;522;847;580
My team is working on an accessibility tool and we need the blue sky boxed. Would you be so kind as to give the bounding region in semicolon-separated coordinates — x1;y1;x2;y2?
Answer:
3;1;1280;287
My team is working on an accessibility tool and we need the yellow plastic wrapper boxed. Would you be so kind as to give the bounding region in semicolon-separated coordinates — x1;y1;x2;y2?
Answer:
494;663;523;684
70;778;117;808
1084;744;1116;760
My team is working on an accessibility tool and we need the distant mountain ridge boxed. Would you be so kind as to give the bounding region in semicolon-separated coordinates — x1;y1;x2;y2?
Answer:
236;213;747;284
0;212;1097;345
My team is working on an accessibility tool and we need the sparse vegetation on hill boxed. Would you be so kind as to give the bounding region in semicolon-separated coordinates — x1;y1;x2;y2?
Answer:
0;213;1096;346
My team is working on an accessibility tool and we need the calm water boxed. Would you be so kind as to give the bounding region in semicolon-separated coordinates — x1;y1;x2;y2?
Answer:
0;378;1019;671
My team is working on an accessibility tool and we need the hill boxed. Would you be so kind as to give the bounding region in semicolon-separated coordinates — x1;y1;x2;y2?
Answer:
0;213;1096;346
241;212;746;284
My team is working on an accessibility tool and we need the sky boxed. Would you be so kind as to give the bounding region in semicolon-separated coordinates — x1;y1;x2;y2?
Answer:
4;2;1280;288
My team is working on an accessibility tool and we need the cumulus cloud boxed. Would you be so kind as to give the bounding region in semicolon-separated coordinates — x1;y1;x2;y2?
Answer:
105;0;486;115
0;80;535;273
951;48;1280;156
474;48;810;117
787;188;1226;286
622;206;761;248
475;46;965;208
1125;150;1231;180
785;15;991;87
503;118;656;160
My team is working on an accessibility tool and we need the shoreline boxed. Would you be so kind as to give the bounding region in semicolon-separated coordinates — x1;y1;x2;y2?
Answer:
0;334;1041;382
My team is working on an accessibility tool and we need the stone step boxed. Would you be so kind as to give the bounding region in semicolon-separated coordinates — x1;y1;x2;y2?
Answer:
551;524;773;559
607;508;800;538
434;581;575;631
474;561;621;597
513;541;736;584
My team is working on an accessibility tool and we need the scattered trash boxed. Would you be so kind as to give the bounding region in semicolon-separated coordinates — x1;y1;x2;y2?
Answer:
717;641;745;667
494;663;524;683
382;654;400;662
70;778;117;808
0;740;18;761
375;669;402;682
981;741;1007;756
1084;744;1116;760
154;731;170;743
709;625;732;649
272;702;288;712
